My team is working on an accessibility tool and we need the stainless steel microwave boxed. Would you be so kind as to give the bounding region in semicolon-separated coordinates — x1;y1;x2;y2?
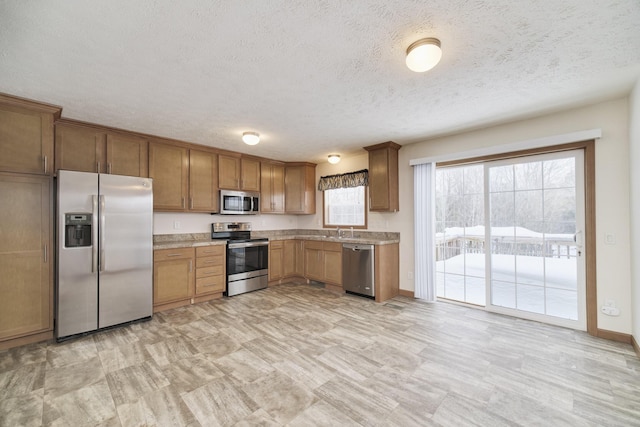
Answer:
219;190;260;215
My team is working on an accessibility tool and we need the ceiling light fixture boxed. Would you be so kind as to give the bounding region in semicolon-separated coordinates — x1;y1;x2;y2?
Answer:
327;154;341;164
242;131;260;145
405;38;442;72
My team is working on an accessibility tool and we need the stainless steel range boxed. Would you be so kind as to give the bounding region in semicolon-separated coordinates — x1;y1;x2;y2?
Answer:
211;222;268;296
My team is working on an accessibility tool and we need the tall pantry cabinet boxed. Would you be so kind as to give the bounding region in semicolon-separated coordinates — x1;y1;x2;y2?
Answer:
0;94;60;349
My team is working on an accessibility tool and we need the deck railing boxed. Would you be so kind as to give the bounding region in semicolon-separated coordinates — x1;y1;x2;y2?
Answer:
435;233;576;261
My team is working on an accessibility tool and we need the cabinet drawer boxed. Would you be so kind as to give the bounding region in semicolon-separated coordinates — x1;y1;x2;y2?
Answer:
196;255;223;268
196;265;224;278
269;240;283;249
196;275;225;294
196;246;224;257
304;240;323;250
154;247;194;262
323;241;342;252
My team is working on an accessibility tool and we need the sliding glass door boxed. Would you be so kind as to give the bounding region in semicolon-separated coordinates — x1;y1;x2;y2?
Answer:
435;150;586;329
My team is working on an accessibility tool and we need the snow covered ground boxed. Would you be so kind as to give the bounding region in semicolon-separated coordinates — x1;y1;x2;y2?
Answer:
436;253;578;320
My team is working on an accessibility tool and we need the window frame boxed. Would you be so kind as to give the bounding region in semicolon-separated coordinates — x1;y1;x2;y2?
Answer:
322;185;369;229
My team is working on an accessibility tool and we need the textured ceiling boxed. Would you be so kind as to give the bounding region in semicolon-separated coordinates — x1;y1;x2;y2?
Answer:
2;1;640;163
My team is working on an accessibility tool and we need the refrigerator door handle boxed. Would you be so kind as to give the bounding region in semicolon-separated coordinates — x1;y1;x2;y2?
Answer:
92;195;99;272
100;195;106;272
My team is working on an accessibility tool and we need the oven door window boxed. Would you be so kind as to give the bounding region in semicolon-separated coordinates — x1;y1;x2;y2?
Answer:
227;244;268;275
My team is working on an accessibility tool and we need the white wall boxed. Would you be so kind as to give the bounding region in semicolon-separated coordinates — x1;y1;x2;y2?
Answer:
397;97;633;334
630;79;640;344
154;212;300;234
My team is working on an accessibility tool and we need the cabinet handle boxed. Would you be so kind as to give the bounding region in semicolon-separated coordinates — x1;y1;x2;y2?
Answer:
108;163;112;174
97;161;101;173
190;197;194;209
181;197;185;209
166;253;182;257
43;244;47;263
189;260;193;272
43;156;48;173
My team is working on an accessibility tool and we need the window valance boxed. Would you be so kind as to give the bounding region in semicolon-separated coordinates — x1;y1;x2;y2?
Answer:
317;169;368;191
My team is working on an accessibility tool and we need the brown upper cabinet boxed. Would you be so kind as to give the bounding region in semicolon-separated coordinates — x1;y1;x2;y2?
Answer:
219;154;261;191
364;141;401;212
261;161;285;213
0;94;60;176
55;121;148;177
149;142;220;213
149;141;189;211
189;149;219;212
285;163;316;214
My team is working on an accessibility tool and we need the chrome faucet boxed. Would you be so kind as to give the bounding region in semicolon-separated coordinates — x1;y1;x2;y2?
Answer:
336;227;342;238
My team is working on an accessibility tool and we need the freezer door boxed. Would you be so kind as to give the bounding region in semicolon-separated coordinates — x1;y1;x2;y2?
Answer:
57;170;99;338
98;174;153;328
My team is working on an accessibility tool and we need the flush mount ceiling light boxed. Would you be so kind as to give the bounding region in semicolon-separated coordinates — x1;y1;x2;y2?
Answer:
327;154;341;164
242;131;260;145
405;37;442;72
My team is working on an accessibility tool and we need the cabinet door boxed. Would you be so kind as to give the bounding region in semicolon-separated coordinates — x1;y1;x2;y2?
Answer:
0;104;54;175
55;124;105;173
261;162;285;213
218;154;241;190
366;142;400;212
240;157;261;191
189;149;218;212
323;248;343;286
269;241;284;281
285;164;316;214
149;142;189;211
153;249;194;306
283;240;296;277
0;174;52;341
106;133;148;177
304;242;324;281
294;240;304;276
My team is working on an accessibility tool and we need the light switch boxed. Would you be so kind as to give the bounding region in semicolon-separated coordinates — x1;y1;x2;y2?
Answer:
605;233;616;245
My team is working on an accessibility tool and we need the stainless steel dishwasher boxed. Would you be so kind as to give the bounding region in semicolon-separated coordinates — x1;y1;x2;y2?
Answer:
342;243;375;297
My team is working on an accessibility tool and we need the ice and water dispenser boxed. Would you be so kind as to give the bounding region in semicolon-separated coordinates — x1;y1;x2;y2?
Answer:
65;213;92;248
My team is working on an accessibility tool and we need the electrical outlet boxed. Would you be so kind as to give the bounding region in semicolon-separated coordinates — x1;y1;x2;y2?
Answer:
408;271;414;280
173;221;180;230
601;306;620;316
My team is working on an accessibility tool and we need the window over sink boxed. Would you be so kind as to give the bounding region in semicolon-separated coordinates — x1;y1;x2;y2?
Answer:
323;186;367;228
318;169;369;229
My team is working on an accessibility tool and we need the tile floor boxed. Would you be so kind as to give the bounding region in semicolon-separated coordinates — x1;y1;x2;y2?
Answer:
1;283;639;426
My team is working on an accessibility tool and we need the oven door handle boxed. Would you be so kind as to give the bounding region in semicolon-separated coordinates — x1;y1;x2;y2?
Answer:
228;241;269;249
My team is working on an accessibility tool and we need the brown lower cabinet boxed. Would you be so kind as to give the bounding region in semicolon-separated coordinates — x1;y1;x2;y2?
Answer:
283;239;304;278
303;241;342;287
194;246;225;302
153;245;225;312
0;173;53;350
153;247;194;312
272;239;399;303
268;241;284;283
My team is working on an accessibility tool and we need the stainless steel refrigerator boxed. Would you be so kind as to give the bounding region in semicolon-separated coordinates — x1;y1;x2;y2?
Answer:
56;170;153;340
